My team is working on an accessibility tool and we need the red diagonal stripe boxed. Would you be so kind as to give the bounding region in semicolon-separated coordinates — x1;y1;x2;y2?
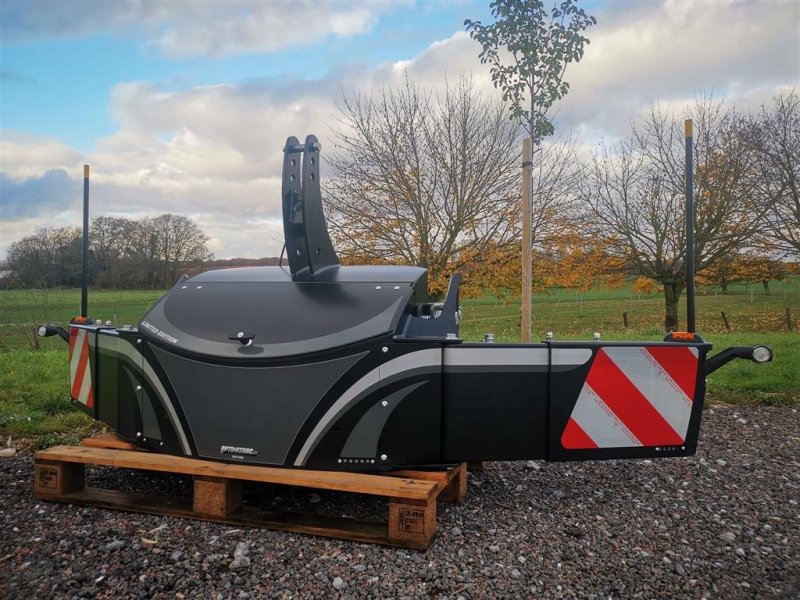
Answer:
646;346;698;399
561;417;598;450
71;336;90;401
587;349;683;446
69;327;77;357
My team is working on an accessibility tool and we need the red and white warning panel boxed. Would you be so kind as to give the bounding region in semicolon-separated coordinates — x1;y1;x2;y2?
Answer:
69;327;95;409
561;346;699;450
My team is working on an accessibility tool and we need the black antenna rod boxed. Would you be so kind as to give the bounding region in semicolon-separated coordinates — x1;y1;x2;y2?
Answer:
81;164;90;317
685;120;696;333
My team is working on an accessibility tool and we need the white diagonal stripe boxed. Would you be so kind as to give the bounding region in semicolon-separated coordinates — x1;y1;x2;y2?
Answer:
78;354;92;405
571;383;641;448
70;328;85;385
603;346;692;438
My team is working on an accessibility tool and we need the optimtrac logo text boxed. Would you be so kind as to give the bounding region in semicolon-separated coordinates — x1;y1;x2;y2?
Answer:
220;445;258;456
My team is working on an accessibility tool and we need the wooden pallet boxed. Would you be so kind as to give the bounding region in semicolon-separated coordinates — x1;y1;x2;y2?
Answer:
34;441;468;550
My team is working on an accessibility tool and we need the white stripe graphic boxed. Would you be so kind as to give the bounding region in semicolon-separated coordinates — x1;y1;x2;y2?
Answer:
602;347;692;438
294;349;441;466
551;348;593;366
111;336;193;455
571;383;641;448
444;347;548;366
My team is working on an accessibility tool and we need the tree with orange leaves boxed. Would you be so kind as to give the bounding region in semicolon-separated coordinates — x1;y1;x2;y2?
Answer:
325;77;521;299
581;98;762;331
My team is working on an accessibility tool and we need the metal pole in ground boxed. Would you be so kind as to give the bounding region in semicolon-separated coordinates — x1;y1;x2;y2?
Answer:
81;165;90;317
684;120;696;333
521;138;532;342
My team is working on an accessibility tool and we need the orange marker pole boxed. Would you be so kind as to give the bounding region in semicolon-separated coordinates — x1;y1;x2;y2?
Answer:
685;120;695;333
81;165;90;317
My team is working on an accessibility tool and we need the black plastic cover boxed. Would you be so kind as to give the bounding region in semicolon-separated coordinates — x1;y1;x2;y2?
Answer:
139;265;426;359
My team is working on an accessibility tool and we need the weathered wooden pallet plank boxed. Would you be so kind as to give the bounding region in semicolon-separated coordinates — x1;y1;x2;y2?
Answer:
33;445;467;550
37;446;436;501
80;432;140;451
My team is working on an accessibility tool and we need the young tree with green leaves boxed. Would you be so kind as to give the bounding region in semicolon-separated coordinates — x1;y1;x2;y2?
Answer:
466;0;595;340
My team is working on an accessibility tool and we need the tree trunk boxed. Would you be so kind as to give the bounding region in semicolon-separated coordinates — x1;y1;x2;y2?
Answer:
762;279;770;294
721;281;728;294
663;281;684;331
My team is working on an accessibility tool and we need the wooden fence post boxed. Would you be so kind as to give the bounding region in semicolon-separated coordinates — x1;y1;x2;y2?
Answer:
720;311;732;332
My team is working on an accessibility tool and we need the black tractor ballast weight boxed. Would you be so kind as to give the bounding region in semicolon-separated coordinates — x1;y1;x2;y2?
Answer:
282;135;339;280
40;134;772;473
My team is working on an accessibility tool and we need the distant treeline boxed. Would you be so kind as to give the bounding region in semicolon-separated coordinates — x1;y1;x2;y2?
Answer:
0;214;278;290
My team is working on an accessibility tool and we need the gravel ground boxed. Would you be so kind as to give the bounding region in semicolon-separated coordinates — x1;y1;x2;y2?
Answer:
1;405;798;600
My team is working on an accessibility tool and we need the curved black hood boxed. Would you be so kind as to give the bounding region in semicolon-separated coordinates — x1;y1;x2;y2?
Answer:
138;265;426;359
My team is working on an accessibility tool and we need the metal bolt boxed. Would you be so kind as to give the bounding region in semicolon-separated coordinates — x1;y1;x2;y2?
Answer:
136;338;142;344
381;346;389;353
375;285;382;290
381;400;388;407
380;454;388;461
136;385;142;391
136;432;142;437
142;437;147;442
159;442;164;447
484;333;495;343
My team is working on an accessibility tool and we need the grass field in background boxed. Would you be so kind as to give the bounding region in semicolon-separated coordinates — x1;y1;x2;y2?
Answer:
0;282;797;448
0;351;98;449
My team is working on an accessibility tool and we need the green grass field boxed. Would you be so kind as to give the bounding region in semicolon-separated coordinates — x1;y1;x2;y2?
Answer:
0;282;797;448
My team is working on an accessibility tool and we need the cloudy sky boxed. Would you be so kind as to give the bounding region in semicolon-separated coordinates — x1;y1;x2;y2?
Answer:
1;0;798;260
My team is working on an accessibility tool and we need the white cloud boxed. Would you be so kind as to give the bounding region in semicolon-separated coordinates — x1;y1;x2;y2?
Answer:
1;0;406;58
2;1;798;260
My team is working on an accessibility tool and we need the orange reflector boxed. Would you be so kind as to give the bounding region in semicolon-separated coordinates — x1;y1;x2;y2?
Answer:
71;316;89;324
671;332;695;340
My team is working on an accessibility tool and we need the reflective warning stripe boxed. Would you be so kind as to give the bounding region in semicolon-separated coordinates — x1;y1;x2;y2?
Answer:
567;383;640;447
69;328;94;409
605;346;694;438
562;346;698;450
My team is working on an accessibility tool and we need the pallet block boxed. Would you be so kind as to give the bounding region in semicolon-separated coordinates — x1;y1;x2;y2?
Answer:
34;443;468;550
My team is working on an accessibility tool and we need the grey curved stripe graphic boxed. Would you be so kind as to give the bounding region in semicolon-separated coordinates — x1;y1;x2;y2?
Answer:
551;348;593;366
443;347;592;372
340;381;428;458
444;347;548;366
294;348;441;466
105;334;193;455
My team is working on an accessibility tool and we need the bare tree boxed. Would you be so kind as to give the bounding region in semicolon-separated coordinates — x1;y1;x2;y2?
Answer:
581;99;762;331
91;216;135;287
325;77;522;296
149;214;212;286
748;90;800;258
6;226;81;288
